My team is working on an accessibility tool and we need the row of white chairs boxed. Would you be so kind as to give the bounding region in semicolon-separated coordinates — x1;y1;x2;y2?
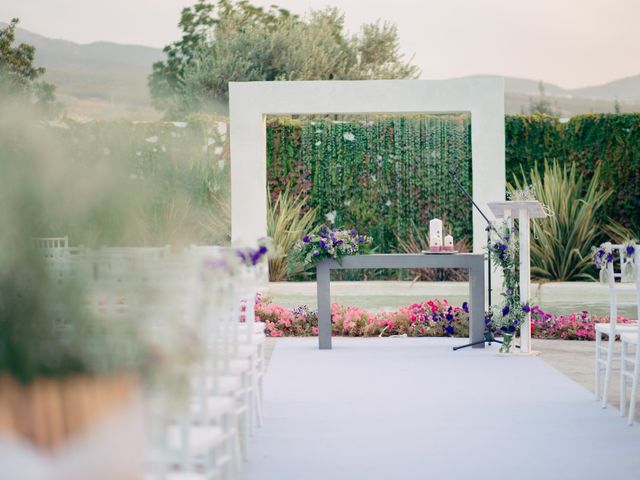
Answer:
37;241;266;479
594;243;640;425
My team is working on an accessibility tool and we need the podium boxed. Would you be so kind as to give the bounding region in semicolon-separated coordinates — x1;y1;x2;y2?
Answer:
488;201;547;354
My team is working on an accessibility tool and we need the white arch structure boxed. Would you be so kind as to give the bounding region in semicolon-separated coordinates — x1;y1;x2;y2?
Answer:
229;79;505;255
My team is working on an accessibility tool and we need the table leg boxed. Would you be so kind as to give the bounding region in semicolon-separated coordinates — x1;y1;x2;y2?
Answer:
469;265;485;348
317;262;331;349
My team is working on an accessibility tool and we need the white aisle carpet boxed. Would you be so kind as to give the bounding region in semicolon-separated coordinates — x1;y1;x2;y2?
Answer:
242;338;640;480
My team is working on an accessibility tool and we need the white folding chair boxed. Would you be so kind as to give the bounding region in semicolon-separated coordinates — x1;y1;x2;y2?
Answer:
595;244;639;408
617;247;640;424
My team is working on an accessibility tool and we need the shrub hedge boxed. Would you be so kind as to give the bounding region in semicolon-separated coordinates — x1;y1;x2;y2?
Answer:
45;113;639;249
267;115;473;253
505;114;640;234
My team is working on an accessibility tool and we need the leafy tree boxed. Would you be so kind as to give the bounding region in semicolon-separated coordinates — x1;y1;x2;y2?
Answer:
0;18;58;112
529;81;557;116
150;0;420;115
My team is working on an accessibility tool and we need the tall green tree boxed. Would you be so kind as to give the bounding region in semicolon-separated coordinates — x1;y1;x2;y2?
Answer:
529;81;557;116
0;18;58;112
149;0;420;115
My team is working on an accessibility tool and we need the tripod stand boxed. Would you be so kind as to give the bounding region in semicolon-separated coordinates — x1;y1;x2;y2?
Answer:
447;169;518;351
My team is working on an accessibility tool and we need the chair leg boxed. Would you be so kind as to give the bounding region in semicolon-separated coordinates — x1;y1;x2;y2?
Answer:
601;338;615;409
628;345;640;426
620;341;627;416
595;332;602;401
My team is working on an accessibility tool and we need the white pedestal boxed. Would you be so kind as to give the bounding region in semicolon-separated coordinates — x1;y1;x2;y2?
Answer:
488;201;547;354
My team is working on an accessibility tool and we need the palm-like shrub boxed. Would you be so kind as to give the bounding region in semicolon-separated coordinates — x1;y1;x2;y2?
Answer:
267;189;317;281
510;161;611;281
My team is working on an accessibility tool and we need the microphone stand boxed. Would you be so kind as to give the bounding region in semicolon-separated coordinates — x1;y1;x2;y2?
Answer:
447;169;516;351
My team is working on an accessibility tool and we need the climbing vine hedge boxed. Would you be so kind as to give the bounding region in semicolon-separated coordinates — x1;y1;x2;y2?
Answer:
505;114;640;234
267;115;472;253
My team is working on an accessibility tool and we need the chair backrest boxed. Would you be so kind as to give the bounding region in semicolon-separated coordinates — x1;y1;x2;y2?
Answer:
33;236;69;250
606;244;640;283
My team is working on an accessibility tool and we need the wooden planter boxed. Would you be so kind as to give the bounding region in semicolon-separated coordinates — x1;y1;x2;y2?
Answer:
0;373;138;450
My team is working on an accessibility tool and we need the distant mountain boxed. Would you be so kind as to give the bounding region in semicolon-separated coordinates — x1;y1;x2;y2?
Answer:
572;74;640;102
3;23;639;119
462;75;569;97
2;22;164;120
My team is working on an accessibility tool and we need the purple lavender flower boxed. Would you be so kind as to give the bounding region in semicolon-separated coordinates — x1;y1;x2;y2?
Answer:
357;235;365;243
626;245;635;256
319;240;328;250
312;249;320;256
522;304;531;313
321;226;328;233
501;305;510;316
303;235;311;243
351;229;358;235
606;252;614;263
462;302;469;313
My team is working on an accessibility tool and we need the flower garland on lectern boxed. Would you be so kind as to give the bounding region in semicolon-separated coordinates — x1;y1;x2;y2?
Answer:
487;220;530;353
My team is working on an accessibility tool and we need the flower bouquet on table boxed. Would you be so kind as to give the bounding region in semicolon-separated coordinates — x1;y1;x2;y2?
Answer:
292;226;372;266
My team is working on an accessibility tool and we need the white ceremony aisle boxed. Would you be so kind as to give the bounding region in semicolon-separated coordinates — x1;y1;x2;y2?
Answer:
242;338;640;480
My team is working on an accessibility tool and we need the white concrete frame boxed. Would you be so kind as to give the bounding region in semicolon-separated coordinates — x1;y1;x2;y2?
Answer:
229;79;505;255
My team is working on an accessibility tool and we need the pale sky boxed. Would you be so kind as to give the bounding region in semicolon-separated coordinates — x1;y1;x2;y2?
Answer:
1;0;639;89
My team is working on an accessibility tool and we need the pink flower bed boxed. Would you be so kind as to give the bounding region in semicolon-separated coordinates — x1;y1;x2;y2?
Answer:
530;305;634;341
255;296;632;341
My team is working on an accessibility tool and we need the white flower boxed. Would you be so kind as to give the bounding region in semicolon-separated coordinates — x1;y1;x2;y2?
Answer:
207;137;216;146
145;136;159;143
385;200;392;207
214;146;224;155
343;200;351;207
47;120;69;129
315;140;322;146
218;160;225;170
217;122;227;135
371;174;377;182
325;211;337;224
343;132;355;142
172;121;187;128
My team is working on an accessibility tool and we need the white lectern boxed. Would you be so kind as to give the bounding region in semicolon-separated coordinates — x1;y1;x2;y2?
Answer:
488;201;547;354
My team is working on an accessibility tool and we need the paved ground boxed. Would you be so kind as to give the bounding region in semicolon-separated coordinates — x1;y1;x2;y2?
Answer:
266;280;637;317
245;338;640;480
264;337;637;420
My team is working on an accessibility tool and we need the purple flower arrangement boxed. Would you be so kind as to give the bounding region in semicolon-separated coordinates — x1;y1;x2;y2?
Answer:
592;242;614;272
293;226;372;266
236;238;270;266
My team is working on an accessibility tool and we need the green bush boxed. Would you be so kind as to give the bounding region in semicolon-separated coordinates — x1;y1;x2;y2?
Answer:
267;114;473;254
506;113;640;236
510;161;611;281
